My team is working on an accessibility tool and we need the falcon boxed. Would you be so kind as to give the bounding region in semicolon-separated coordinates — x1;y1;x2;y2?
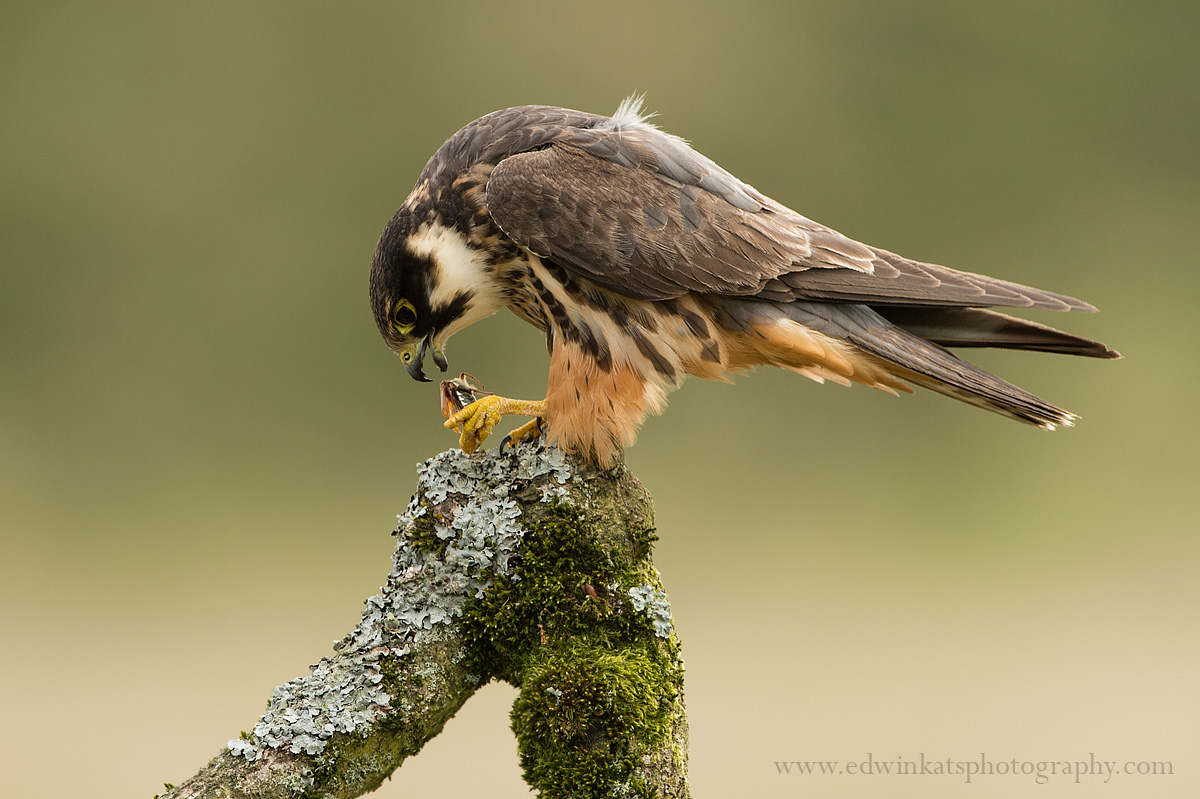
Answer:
369;98;1118;467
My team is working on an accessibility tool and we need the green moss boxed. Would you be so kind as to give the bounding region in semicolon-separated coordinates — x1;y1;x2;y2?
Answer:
512;640;679;798
458;490;684;797
404;510;445;555
460;499;658;681
376;650;457;739
309;741;341;787
377;651;420;694
171;449;686;798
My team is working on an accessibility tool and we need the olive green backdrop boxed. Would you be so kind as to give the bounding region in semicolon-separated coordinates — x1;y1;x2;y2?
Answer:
2;2;1197;796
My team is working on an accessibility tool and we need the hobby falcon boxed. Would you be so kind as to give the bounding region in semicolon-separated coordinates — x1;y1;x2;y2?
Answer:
369;99;1118;467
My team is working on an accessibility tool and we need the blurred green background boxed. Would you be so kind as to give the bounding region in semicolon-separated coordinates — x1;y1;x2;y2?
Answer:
2;1;1197;796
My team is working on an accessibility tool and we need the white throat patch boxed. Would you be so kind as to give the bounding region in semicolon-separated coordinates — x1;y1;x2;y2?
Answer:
405;221;506;341
405;222;502;311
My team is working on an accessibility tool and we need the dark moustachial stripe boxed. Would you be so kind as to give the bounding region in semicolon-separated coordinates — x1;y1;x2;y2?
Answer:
431;291;474;330
370;102;1117;466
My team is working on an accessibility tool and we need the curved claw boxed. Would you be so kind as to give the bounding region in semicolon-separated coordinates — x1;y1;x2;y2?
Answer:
444;395;546;454
444;395;502;453
499;417;546;452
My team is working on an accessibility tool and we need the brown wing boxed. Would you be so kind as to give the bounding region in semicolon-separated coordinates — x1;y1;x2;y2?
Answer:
487;142;866;300
484;120;1094;311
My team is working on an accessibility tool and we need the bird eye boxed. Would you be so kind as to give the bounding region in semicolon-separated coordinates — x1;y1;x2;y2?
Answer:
392;299;417;333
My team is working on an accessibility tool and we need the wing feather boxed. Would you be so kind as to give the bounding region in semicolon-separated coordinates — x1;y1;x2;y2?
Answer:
484;117;1095;312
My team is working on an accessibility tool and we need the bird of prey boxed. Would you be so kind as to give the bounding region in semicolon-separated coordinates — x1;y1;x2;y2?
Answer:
369;98;1118;467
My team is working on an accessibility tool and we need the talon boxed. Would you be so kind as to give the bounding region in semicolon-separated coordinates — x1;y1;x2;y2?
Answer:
500;417;545;452
443;395;546;454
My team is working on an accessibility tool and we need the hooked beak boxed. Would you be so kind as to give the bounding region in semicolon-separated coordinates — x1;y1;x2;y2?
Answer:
404;333;449;382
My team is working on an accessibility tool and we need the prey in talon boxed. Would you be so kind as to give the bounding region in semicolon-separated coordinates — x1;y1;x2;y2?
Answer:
438;373;545;454
436;369;544;451
439;373;491;425
443;389;546;455
369;98;1117;468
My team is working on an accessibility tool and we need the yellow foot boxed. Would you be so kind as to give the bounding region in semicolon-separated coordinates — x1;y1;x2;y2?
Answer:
443;395;546;454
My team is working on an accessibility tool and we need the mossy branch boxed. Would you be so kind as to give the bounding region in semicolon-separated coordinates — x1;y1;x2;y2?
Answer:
160;443;690;799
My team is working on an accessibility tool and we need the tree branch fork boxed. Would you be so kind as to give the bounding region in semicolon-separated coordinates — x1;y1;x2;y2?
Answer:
162;443;689;799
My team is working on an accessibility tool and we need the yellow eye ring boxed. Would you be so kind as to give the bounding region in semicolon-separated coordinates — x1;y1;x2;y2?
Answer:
392;299;417;334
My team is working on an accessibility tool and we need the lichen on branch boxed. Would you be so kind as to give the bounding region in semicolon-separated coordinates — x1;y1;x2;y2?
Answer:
161;442;689;799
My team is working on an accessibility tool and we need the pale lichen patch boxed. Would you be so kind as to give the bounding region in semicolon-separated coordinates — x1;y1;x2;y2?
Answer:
228;440;572;761
629;584;674;639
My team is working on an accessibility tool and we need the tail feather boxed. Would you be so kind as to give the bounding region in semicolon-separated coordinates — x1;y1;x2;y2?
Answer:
778;301;1116;429
850;323;1077;429
876;306;1120;359
873;355;1078;429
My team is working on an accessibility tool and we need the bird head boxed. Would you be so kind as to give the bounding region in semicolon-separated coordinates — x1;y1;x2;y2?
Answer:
369;206;503;382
